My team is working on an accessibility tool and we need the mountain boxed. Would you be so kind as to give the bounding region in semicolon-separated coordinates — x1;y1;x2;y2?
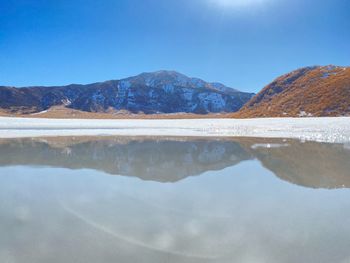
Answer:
236;65;350;117
0;71;254;115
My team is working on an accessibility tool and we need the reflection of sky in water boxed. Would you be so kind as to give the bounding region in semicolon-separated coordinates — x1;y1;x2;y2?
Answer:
0;138;350;263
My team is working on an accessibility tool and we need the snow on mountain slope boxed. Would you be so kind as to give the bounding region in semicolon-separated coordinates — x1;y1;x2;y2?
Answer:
0;71;254;115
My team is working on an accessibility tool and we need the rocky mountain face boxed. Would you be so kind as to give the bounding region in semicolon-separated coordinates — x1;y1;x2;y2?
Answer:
0;71;254;114
236;65;350;117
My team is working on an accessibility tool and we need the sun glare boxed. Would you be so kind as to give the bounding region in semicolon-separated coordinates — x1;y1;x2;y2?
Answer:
208;0;270;9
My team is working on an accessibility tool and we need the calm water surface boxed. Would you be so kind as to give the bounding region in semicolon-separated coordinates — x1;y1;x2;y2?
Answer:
0;137;350;263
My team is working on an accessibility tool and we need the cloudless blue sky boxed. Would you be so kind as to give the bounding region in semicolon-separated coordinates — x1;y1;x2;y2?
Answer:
0;0;349;92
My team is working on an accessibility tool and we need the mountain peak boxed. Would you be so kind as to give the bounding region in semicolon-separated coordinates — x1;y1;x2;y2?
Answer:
130;70;191;87
135;70;186;79
123;70;242;95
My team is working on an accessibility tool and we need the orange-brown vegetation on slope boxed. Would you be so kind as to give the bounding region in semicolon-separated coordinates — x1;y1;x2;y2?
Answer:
234;65;350;118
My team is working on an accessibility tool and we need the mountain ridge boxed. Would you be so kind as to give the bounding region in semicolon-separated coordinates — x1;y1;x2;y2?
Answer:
0;70;254;115
1;65;349;118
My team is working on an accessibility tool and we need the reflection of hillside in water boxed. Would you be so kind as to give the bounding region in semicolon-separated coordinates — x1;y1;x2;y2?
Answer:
0;137;349;188
246;140;350;189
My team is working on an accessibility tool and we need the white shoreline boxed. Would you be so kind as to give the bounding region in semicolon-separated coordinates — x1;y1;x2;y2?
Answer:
0;117;349;143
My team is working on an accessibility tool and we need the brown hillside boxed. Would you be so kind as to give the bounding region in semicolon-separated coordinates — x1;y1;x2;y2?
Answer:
234;65;350;118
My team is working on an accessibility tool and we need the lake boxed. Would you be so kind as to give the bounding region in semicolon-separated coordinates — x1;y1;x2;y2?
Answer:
0;136;349;263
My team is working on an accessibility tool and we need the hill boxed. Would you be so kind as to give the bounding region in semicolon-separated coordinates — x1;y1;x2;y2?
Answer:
235;65;350;117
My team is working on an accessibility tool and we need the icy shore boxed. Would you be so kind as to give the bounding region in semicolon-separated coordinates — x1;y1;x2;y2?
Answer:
0;117;349;143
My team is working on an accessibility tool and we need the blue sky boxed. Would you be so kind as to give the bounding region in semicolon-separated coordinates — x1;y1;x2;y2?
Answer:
0;0;349;92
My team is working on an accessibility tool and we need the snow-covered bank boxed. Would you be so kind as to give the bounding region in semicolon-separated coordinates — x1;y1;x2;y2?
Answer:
0;117;349;143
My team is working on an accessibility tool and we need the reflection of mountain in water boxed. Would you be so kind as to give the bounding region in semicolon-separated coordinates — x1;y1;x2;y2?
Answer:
0;137;349;188
0;138;251;182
